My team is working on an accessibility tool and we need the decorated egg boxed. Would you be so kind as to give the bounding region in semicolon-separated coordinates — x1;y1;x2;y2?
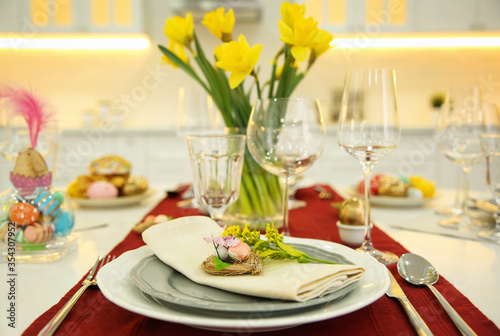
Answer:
1;197;17;221
0;221;11;243
15;228;26;243
23;221;54;243
409;176;436;198
54;190;65;204
377;175;408;197
9;202;40;225
53;211;74;237
332;198;365;226
407;187;424;199
33;190;61;218
86;181;118;199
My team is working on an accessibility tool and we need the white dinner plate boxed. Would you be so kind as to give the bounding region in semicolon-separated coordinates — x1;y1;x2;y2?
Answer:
97;237;389;332
69;188;156;208
345;186;438;207
129;243;358;313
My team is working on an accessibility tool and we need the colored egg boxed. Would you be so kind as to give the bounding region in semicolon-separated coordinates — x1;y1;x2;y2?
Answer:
54;191;65;204
15;228;26;243
0;221;10;243
33;191;61;218
53;211;74;237
86;181;118;199
9;202;40;225
1;195;18;221
23;221;54;243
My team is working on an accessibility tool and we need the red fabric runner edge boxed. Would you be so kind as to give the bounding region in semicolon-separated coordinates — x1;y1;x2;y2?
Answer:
22;185;499;336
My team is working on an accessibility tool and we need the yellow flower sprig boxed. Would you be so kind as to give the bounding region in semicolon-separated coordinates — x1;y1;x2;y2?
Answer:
223;224;337;265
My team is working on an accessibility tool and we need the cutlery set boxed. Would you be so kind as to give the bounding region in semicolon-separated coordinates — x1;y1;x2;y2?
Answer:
37;255;115;336
386;253;477;336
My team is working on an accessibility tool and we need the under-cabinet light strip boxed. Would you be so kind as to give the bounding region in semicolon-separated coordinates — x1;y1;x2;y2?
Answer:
333;36;500;49
0;36;150;50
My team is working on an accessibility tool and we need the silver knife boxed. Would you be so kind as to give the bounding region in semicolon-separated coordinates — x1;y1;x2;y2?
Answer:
386;270;434;336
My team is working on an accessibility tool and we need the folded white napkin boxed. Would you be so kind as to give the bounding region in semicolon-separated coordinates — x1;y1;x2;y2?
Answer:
142;216;365;302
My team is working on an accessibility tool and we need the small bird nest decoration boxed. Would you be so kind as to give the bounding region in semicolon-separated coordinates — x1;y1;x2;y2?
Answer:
201;252;262;276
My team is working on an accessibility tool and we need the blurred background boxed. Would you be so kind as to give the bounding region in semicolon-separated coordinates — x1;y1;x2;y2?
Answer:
0;0;499;190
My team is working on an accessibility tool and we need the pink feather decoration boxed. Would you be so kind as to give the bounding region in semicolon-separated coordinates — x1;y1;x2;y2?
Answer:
0;85;55;149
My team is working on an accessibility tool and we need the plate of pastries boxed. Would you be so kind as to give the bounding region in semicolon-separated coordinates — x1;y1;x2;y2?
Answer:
346;174;437;207
67;155;155;207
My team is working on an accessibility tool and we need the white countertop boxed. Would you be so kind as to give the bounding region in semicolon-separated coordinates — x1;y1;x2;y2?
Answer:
0;186;498;336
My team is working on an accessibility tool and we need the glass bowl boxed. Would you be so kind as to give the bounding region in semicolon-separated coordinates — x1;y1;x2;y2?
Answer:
0;186;77;263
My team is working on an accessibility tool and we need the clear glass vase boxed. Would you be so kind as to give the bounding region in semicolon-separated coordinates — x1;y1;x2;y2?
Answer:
222;128;283;231
0;186;77;263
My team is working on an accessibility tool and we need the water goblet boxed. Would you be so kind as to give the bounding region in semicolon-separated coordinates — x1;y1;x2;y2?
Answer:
338;68;400;265
478;103;500;242
434;86;484;230
479;134;500;243
187;135;246;226
247;98;326;236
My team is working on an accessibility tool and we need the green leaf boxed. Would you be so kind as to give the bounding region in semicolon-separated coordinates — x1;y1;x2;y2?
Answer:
213;256;232;271
158;45;209;92
276;241;307;258
259;249;287;259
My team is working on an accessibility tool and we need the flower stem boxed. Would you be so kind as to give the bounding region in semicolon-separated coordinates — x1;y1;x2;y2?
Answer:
251;70;262;99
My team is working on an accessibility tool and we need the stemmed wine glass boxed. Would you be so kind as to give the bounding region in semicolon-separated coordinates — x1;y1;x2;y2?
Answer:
479;103;500;243
187;135;246;226
434;86;484;230
338;68;400;265
247;98;326;236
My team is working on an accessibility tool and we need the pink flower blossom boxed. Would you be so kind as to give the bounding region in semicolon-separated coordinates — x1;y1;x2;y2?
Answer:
204;235;240;248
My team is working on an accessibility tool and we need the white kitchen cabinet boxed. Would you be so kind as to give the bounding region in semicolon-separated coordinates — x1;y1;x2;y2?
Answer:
0;0;143;33
414;0;476;32
302;0;500;34
0;128;488;196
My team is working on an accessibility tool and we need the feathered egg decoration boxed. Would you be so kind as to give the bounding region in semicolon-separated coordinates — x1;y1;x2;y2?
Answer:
0;84;56;197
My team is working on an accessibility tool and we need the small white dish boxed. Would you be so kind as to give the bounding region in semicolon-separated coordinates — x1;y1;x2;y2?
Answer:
337;221;365;247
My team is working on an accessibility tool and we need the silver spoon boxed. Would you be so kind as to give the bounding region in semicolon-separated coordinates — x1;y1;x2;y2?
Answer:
397;253;477;336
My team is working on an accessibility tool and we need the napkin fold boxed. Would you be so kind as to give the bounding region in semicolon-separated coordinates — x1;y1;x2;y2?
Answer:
142;216;365;302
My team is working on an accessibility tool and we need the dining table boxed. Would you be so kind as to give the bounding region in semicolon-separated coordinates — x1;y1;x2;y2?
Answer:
1;182;499;336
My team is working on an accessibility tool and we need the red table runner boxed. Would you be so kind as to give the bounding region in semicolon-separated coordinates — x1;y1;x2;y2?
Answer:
23;186;499;336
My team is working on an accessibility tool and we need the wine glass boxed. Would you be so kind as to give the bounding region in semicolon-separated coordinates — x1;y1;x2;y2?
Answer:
176;87;224;138
434;86;484;231
247;98;326;236
187;135;246;226
479;103;500;243
285;175;307;210
338;68;400;265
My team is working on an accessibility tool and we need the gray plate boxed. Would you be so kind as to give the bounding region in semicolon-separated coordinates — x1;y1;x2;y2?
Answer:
129;244;358;313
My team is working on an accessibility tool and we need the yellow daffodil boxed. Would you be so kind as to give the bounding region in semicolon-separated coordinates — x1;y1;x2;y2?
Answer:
312;29;334;58
202;7;235;42
161;41;188;68
215;34;262;89
280;2;305;28
278;2;320;62
163;12;194;46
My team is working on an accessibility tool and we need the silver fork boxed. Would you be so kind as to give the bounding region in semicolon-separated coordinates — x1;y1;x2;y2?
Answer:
38;255;115;336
